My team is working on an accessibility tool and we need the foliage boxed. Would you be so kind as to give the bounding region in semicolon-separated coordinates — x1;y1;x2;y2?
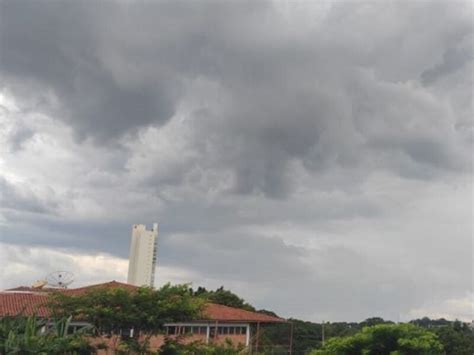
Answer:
159;337;246;355
433;323;474;355
0;315;94;355
407;318;474;355
192;286;256;312
311;323;444;355
286;319;323;354
255;309;279;318
7;283;470;354
359;317;393;328
49;283;204;336
410;317;452;328
250;323;292;355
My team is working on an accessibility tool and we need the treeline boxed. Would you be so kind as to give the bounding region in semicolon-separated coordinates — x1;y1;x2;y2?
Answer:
198;286;474;355
284;317;474;354
1;283;473;354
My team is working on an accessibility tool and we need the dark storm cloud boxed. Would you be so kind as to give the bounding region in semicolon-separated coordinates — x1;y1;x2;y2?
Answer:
0;1;276;144
2;1;471;197
0;215;131;256
1;0;472;321
0;1;180;142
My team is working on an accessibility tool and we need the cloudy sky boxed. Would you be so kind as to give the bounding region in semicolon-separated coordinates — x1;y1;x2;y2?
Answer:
0;0;472;322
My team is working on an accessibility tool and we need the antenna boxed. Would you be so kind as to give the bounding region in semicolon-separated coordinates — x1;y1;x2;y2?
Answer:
46;271;75;288
32;279;48;289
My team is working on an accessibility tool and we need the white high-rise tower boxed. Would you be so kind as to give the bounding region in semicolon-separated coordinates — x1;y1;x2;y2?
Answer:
127;223;158;287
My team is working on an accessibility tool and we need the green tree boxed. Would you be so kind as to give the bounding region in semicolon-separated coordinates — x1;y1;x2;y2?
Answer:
49;283;204;352
359;317;393;328
285;319;323;354
311;323;444;355
50;284;203;335
193;286;255;311
434;324;474;355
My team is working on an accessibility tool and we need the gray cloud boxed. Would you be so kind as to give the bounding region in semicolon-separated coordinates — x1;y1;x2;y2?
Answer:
421;46;474;85
160;232;309;284
5;123;34;152
0;177;56;214
2;1;471;197
0;1;181;143
0;0;472;322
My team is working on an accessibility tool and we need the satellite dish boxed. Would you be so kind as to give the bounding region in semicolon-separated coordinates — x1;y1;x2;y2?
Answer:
32;279;48;289
46;271;74;288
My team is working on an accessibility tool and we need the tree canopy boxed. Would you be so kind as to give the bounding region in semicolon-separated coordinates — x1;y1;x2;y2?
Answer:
192;286;255;312
311;323;444;355
49;284;204;336
433;323;474;355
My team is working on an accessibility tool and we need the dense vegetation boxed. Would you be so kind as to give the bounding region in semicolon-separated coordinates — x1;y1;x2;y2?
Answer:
0;315;94;354
1;284;472;354
190;287;474;355
311;323;444;355
50;284;204;336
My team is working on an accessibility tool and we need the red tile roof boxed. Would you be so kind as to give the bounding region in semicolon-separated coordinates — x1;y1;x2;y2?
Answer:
203;303;286;323
1;281;286;323
1;281;137;317
0;292;50;317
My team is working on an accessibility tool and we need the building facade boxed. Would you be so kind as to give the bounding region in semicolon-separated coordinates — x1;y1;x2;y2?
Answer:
163;322;250;346
1;281;291;353
127;223;158;287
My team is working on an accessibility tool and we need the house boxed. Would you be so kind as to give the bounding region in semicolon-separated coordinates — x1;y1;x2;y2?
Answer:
162;302;286;347
1;281;291;352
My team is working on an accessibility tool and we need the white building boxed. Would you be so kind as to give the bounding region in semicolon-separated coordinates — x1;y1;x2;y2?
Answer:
127;223;158;287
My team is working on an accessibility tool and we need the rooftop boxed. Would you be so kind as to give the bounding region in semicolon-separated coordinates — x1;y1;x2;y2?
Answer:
0;292;50;317
203;303;285;323
1;281;286;323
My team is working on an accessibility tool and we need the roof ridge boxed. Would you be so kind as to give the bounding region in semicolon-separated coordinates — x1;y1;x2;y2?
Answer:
204;303;286;322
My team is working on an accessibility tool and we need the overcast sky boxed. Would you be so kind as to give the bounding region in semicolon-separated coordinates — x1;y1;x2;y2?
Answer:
0;0;472;322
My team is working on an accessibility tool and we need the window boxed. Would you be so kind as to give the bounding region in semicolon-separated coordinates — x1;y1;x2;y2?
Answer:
192;326;204;334
216;326;238;335
209;327;216;338
167;326;177;335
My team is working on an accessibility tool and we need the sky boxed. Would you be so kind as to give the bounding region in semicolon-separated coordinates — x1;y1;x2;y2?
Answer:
0;0;472;323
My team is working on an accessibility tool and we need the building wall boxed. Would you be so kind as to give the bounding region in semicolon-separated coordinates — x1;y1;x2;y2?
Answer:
164;322;250;347
93;329;248;355
127;223;158;287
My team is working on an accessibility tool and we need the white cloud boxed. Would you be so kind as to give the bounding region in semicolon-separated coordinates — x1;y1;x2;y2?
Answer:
0;242;195;291
0;243;128;289
405;293;474;322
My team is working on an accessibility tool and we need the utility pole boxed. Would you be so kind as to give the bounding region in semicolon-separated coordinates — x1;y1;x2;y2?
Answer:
289;322;294;355
322;320;325;347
